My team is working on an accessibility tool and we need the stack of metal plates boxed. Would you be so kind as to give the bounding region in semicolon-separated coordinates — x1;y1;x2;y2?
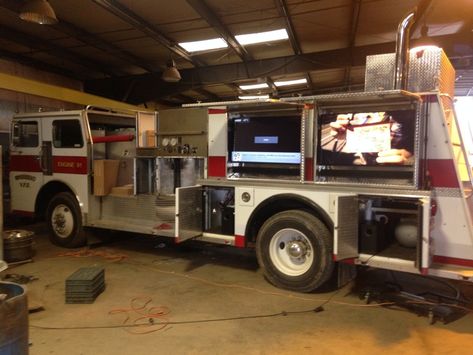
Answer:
65;267;105;304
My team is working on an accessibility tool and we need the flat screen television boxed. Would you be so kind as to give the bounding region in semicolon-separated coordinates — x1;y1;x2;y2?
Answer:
229;115;301;165
318;109;416;166
316;108;417;183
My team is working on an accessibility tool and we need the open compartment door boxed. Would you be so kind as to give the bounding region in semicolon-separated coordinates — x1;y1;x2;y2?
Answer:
175;185;203;243
417;197;432;272
334;195;359;260
136;111;157;148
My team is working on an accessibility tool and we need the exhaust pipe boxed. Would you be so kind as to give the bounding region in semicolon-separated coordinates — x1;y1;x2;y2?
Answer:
393;0;433;90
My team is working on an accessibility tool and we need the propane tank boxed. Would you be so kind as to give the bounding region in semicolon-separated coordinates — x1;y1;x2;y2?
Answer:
395;218;418;248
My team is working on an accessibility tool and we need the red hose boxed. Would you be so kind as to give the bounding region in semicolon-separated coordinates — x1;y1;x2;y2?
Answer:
92;134;135;144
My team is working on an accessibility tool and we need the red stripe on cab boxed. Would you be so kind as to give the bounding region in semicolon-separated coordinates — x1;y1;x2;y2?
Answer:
10;155;41;172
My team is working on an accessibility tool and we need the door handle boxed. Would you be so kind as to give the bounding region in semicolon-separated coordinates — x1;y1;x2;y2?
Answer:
38;148;44;172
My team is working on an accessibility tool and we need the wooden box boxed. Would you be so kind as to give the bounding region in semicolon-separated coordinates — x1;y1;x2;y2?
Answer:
144;130;156;147
93;160;119;196
110;184;134;196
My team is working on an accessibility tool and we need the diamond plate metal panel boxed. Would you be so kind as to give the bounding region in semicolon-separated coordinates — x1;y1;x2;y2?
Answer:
432;187;463;198
176;186;203;242
317;176;415;187
439;50;455;98
283;89;420;104
365;48;455;96
102;194;157;221
96;194;176;233
364;54;396;92
335;195;359;260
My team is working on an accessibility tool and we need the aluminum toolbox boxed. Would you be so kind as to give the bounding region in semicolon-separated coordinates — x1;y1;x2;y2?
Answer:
365;47;455;97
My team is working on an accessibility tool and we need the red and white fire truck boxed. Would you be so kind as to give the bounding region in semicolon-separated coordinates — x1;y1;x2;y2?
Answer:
8;37;473;292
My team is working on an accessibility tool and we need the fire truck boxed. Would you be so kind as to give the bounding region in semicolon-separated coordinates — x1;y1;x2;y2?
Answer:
8;30;473;292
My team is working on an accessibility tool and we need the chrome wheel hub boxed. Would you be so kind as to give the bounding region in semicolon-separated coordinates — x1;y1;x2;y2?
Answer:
51;204;74;238
269;228;314;276
287;240;308;258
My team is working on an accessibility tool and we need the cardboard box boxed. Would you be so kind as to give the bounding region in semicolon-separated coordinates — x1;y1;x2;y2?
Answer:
110;184;134;196
144;130;156;147
93;160;119;196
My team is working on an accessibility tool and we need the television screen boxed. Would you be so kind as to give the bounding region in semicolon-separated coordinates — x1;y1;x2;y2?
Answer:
230;115;301;164
318;109;416;167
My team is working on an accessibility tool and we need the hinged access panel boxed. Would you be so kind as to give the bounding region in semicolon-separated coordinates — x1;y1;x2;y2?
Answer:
334;195;359;260
417;197;432;272
175;185;203;242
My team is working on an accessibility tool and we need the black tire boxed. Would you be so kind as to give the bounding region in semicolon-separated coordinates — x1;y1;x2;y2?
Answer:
46;192;86;248
256;210;334;293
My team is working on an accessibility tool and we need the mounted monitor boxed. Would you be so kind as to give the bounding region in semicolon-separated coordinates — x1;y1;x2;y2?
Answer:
314;92;423;187
228;109;302;179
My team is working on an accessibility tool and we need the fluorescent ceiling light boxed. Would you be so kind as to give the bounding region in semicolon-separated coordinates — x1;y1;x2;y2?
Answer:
239;83;269;90
274;78;308;87
236;29;288;45
179;38;228;53
238;95;270;100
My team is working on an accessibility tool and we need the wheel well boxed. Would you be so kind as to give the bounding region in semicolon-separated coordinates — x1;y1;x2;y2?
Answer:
245;194;333;244
35;181;74;220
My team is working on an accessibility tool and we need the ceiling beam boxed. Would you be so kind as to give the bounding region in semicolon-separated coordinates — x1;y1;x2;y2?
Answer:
275;0;301;55
0;48;78;79
305;73;314;91
0;26;120;77
343;0;362;88
85;31;473;104
91;0;202;66
0;0;155;73
53;21;156;73
86;41;395;103
275;0;315;92
226;83;242;97
266;77;278;96
171;93;195;103
186;0;252;61
191;82;366;103
0;72;146;111
191;87;221;101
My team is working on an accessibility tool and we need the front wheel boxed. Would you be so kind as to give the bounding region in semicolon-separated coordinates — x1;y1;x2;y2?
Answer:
256;210;334;293
46;192;86;248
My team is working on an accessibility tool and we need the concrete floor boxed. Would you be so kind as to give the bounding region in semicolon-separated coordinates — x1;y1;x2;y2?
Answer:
2;222;473;355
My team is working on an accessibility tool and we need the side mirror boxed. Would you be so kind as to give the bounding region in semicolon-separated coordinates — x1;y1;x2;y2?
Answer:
11;123;20;146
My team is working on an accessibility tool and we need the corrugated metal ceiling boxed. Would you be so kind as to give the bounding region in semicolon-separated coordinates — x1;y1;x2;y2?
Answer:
0;0;471;105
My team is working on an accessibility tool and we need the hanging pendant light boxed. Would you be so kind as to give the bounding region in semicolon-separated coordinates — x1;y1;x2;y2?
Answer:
19;0;58;25
162;59;182;83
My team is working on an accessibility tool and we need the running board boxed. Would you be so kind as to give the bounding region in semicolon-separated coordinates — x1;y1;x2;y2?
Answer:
428;262;473;281
86;218;175;237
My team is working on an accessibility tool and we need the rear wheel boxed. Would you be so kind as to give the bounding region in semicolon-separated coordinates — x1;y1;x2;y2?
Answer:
256;210;334;292
46;192;86;248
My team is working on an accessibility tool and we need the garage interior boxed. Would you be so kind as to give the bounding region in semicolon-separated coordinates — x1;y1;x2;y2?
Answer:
1;0;473;354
